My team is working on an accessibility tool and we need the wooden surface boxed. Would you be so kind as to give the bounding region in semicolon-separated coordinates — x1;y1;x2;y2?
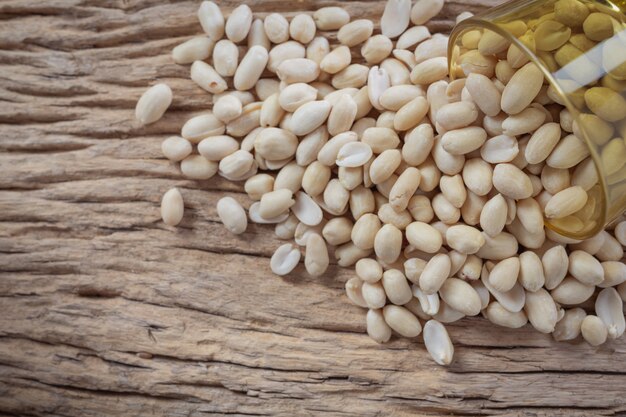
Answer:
1;1;626;415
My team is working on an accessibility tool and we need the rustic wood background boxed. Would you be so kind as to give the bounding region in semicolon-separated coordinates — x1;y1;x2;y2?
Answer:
1;0;626;415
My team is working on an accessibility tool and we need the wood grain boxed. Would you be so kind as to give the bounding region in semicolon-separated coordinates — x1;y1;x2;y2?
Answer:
1;1;625;415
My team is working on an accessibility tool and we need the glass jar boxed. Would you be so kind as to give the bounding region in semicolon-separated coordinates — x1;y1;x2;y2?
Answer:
448;0;626;239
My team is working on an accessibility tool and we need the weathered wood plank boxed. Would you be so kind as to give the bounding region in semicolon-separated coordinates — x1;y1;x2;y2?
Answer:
1;0;626;415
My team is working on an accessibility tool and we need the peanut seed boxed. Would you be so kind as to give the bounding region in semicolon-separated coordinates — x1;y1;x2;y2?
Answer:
161;188;184;226
568;250;604;285
289;100;332;136
583;13;614;42
544;186;588;219
198;135;239;161
551;276;595;305
161;136;192;162
270;243;301;276
352;213;381;250
323;179;350;215
439;278;482;316
197;1;224;40
442;127;487;155
414;33;448;64
289;14;316;44
480;194;508;237
524;288;558;333
135;83;173;125
581;315;608;346
405;222;442;254
437;101;479;131
423;320;453;365
322;217;353;246
249;18;270;50
367;66;391;111
553;307;586;341
350;186;376;220
596;287;625;339
313;7;350;31
213;39;239;77
411;0;444;25
181;155;218;180
245;174;274;201
403;29;435;56
462;158;493;196
584;87;626;122
501;62;544;115
535;20;571;51
485;302;528;328
264;13;289;43
519;251;545;292
337;19;374;47
477;231;519;261
268;41;305;73
502;107;546;136
361;35;393;64
361;280;387;309
214;94;243;123
366;309;392;342
248;202;289;224
225;5;252;43
410;57;448;85
492;163;533;199
332;64;369;89
419;253;451;294
217;196;247;235
191;61;227;94
305;233;329;277
381;0;411;39
255;127;298;161
356;258;384;283
383;304;422;337
381;269;412;304
370;149;402;185
172;36;214;64
488;257;520;294
259;189;294;219
554;0;589;27
327;94;357;136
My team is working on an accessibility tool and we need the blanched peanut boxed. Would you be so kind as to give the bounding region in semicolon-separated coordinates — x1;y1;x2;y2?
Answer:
161;188;184;226
446;225;485;255
419;253;451;295
375;224;403;264
488;257;520;293
406;222;442;253
581;315;608;346
366;309;392;342
553;307;586;341
492;163;533;199
480;194;507;237
501;63;544;115
544;186;588;219
439;278;482;316
524;288;558;334
381;269;413;305
383;304;422;337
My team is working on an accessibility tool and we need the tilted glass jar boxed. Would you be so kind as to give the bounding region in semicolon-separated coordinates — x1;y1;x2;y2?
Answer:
448;0;626;239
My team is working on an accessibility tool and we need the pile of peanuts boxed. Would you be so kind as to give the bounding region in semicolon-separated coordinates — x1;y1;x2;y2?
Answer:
136;0;626;365
453;0;626;237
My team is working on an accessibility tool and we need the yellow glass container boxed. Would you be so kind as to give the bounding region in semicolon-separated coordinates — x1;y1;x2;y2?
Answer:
448;0;626;239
